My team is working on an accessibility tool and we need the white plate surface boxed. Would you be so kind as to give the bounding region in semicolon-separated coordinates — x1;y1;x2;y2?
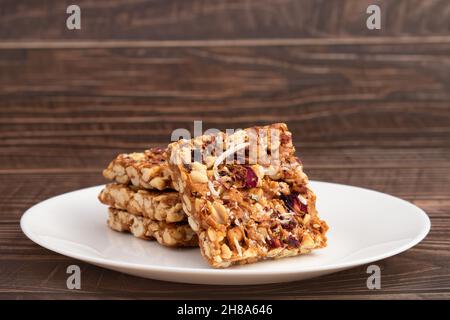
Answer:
21;181;430;285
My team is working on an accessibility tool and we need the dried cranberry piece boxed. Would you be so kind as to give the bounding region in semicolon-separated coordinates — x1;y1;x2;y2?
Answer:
266;237;282;249
151;147;163;153
244;166;258;188
280;133;291;145
227;165;242;183
286;235;300;248
281;219;297;231
228;165;258;188
281;193;307;214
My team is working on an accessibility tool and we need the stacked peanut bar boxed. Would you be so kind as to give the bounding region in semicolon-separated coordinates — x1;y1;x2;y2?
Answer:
98;123;328;267
167;123;328;267
98;147;198;247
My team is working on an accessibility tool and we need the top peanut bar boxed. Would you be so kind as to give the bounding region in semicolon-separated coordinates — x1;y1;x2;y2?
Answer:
167;123;328;268
103;147;173;190
168;123;309;195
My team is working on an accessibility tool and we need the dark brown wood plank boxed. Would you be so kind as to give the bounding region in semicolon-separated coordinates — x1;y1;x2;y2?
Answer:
0;43;449;167
0;0;449;41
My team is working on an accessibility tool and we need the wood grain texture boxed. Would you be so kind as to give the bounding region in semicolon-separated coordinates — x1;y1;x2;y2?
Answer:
0;0;449;300
0;0;449;40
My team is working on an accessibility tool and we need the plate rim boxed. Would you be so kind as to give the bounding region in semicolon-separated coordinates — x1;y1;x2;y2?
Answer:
20;181;431;276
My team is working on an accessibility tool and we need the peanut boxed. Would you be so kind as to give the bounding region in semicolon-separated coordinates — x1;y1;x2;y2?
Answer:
207;228;217;241
113;164;125;175
126;166;140;186
182;202;191;215
116;175;129;184
188;216;199;232
171;229;183;240
182;194;192;212
301;233;315;249
133;192;144;207
130;218;145;238
202;242;212;258
163;230;177;246
166;211;185;223
190;170;208;183
103;169;115;180
141;167;160;182
129;153;145;161
212;201;229;224
150;177;166;190
221;244;232;259
191;161;206;171
111;188;127;206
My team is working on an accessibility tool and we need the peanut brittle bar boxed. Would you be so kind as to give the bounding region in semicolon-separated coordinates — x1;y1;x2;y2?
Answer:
108;208;197;247
169;123;309;194
103;147;172;190
98;183;186;223
168;123;328;268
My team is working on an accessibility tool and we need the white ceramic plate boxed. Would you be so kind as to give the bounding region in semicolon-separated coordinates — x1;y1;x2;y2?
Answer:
20;181;430;285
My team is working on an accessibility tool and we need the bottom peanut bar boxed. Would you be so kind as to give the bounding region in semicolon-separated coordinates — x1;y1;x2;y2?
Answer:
107;208;197;247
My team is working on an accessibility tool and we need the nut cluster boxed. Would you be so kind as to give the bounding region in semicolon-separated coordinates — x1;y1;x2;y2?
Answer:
103;151;172;190
100;123;328;266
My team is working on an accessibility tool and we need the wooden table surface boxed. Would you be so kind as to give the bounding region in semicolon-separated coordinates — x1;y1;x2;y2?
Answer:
1;0;449;299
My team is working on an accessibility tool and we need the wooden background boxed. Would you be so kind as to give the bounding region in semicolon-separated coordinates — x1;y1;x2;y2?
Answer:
0;0;449;299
